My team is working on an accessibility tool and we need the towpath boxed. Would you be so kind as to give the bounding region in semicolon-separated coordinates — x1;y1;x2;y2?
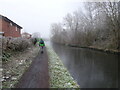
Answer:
15;47;49;88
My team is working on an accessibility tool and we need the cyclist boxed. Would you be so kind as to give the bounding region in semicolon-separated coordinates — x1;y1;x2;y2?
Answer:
39;38;45;53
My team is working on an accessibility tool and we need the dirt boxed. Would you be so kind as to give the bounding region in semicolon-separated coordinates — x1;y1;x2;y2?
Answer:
15;47;49;88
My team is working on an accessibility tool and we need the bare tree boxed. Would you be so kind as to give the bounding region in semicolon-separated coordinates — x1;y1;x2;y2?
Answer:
32;32;41;38
50;1;119;50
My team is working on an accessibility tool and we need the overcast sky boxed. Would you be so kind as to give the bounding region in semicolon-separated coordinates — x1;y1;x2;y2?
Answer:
0;0;118;38
0;0;85;38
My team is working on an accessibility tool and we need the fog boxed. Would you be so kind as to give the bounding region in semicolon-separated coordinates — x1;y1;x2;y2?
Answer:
0;0;84;38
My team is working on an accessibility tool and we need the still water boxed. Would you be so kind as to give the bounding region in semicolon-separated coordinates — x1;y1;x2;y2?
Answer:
46;41;118;88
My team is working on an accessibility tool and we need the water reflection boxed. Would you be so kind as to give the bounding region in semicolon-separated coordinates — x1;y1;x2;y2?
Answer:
51;42;118;88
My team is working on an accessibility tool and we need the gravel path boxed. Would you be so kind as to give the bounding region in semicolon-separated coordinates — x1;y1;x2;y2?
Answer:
15;47;49;88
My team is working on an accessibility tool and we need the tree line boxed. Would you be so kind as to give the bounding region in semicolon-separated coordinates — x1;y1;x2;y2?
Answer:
50;2;120;50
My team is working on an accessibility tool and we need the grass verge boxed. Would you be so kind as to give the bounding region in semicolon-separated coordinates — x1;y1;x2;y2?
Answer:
47;46;80;88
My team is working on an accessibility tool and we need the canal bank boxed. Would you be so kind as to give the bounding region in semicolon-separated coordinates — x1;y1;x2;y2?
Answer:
50;41;120;54
67;44;120;54
46;46;80;88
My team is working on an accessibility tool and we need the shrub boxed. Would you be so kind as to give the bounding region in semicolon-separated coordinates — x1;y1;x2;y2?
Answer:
5;38;31;51
2;37;35;62
2;38;32;51
2;51;11;62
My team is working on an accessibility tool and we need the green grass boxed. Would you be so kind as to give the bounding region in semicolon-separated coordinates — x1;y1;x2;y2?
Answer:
47;46;80;88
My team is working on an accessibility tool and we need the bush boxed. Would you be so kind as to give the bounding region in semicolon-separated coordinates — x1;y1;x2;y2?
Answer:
2;51;11;62
2;37;32;52
2;37;35;62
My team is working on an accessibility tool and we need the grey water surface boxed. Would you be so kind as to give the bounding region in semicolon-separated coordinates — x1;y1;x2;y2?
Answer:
50;42;118;88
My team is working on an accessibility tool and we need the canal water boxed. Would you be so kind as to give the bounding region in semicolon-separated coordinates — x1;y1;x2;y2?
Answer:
46;41;118;88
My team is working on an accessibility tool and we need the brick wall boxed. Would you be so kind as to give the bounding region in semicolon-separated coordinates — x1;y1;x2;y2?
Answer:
1;18;21;37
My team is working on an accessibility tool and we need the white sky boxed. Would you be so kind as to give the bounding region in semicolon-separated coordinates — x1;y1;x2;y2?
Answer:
0;0;84;38
0;0;119;38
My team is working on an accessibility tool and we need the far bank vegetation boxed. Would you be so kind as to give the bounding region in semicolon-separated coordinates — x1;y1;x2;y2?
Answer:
50;2;120;52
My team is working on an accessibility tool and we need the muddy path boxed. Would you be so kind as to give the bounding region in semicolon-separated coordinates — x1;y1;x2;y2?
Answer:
15;47;49;88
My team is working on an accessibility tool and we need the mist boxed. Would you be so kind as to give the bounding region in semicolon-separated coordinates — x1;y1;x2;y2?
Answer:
0;0;83;38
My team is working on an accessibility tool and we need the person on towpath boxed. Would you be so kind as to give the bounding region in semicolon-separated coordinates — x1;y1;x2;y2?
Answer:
39;38;45;53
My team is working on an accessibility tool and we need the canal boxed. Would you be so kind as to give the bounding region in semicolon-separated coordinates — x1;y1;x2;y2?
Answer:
46;41;118;88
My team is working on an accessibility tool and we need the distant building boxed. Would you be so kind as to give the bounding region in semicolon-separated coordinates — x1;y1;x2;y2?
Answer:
0;14;22;37
22;32;32;39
